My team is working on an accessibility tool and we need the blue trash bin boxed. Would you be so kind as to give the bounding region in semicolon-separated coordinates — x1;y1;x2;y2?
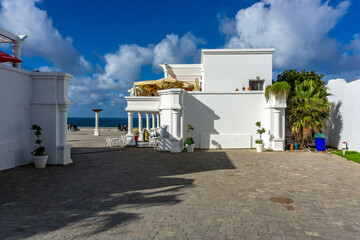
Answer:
315;138;326;151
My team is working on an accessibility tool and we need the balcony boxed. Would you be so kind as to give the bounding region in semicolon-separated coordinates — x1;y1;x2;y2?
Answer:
125;96;160;113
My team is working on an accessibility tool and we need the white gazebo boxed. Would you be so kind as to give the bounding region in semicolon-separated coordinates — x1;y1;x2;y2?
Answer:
124;97;160;145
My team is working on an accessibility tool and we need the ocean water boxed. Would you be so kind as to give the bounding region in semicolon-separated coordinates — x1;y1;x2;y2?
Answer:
68;117;146;128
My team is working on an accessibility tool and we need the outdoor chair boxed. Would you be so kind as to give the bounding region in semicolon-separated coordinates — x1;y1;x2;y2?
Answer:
112;138;121;147
149;136;158;147
111;136;127;148
148;129;159;147
120;135;127;147
105;137;112;147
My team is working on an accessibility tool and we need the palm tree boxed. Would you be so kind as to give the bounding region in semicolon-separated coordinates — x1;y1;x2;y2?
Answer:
287;80;330;147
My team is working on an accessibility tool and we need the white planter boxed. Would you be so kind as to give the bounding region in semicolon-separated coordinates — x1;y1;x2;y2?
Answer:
32;155;48;168
255;143;264;152
186;144;195;152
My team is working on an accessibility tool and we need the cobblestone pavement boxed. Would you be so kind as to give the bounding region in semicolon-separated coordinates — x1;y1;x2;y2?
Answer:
1;132;360;239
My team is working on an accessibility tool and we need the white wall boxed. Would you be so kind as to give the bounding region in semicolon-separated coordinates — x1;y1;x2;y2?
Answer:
202;49;274;92
0;64;72;170
183;91;271;149
0;65;32;170
326;79;360;152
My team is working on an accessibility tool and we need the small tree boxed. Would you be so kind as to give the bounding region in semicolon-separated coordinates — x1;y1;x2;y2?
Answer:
288;80;330;147
184;124;195;145
255;121;266;144
277;69;325;93
31;124;46;156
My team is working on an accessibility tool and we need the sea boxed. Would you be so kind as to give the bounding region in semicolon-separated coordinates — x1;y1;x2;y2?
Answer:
68;117;146;128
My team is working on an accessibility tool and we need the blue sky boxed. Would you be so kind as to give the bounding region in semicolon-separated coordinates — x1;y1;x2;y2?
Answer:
0;0;359;117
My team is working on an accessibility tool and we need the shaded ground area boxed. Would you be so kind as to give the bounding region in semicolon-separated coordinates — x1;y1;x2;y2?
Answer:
0;130;360;239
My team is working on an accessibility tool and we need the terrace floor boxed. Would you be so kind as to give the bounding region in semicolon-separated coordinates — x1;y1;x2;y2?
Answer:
1;129;360;239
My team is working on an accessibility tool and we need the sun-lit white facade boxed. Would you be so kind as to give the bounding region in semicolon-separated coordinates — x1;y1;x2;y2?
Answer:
125;48;287;152
0;27;72;170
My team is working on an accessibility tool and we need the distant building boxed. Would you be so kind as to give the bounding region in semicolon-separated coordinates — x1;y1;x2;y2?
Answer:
125;48;287;152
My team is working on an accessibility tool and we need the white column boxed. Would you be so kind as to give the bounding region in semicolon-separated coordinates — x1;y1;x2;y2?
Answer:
156;113;160;128
272;108;284;151
94;112;100;136
201;65;205;91
146;113;150;130
138;112;143;132
273;109;281;139
58;104;72;165
138;112;144;142
173;110;180;138
151;113;155;129
127;111;133;135
12;41;22;68
164;64;169;78
59;105;68;146
125;111;135;146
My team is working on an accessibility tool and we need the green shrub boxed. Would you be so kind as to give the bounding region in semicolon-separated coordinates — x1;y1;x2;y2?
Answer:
31;124;46;156
184;137;195;145
255;121;265;144
184;124;195;146
265;81;290;102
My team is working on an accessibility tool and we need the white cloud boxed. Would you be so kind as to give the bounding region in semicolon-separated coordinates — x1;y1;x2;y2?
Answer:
220;0;354;73
102;44;154;89
37;66;60;72
0;0;91;75
68;32;204;113
340;34;360;73
153;33;205;71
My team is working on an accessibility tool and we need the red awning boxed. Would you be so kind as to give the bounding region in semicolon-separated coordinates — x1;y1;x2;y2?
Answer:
0;51;22;63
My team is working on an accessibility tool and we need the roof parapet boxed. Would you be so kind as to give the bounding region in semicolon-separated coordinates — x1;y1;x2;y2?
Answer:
201;48;275;63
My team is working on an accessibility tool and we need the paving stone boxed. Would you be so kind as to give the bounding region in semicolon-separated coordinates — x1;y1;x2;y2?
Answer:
0;129;359;239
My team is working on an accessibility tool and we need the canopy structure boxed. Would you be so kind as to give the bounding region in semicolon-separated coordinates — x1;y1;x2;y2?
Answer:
0;51;22;63
130;77;197;96
0;28;27;68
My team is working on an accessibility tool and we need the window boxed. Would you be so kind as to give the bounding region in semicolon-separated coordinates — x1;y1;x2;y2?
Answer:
249;77;264;90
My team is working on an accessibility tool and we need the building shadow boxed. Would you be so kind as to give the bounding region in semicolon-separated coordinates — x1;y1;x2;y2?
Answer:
0;147;235;239
184;93;220;148
326;101;343;148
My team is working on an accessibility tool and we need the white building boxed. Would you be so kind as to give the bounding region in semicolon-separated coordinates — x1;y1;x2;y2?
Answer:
125;49;287;152
326;78;360;152
0;27;72;170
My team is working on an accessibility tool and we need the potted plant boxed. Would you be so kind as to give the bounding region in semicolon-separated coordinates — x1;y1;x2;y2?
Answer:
31;124;48;168
255;121;266;152
184;124;195;152
265;81;290;102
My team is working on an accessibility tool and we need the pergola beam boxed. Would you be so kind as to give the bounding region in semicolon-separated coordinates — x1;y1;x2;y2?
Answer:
0;28;26;43
0;27;27;68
